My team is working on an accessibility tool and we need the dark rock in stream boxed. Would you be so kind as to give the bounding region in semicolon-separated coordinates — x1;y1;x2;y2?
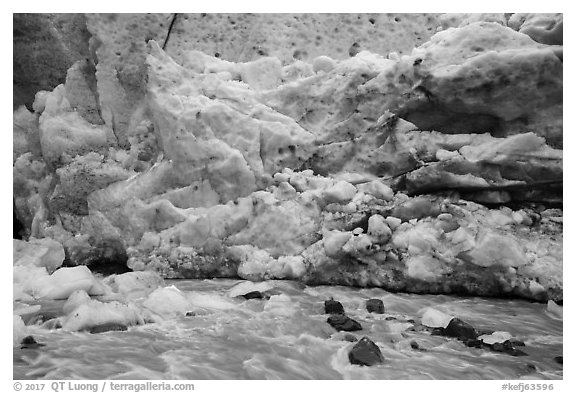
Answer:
41;318;62;330
508;339;526;346
554;356;563;365
442;318;478;340
324;299;345;315
464;338;483;348
327;315;363;332
490;340;528;356
344;334;358;342
88;323;128;334
431;327;444;336
366;299;385;314
243;291;265;300
349;337;384;366
241;291;272;300
20;336;46;349
24;312;60;325
410;340;426;351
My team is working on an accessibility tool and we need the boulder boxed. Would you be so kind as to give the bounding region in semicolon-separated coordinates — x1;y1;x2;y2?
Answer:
348;337;384;366
324;299;345;315
490;340;528;357
443;318;478;340
327;315;363;332
365;299;385;314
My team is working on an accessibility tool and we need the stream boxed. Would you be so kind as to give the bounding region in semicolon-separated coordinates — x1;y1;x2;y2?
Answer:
14;279;563;380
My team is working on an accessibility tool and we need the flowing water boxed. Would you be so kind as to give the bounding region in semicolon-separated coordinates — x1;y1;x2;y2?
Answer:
14;279;563;380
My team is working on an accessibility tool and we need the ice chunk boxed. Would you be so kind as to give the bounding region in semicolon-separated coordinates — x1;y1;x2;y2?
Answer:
142;286;191;317
406;255;442;282
546;300;562;320
478;331;512;345
420;307;453;328
385;216;402;230
62;299;143;331
13;238;65;274
393;222;440;255
235;246;274;281
263;294;297;316
103;271;164;299
323;181;357;204
63;289;92;314
240;57;282;90
275;255;307;279
367;214;392;242
13;285;34;302
228;281;274;298
187;293;237;311
312;55;337;73
34;266;106;300
460;133;545;163
323;231;352;257
356;180;393;201
342;234;372;256
465;231;528;267
436;149;460;161
13;265;49;298
13;304;41;317
13;315;28;347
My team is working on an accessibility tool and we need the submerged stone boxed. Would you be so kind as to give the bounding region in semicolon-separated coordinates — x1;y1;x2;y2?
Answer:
410;340;426;351
343;334;358;342
88;323;128;334
20;335;46;349
228;281;275;298
348;337;384;366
